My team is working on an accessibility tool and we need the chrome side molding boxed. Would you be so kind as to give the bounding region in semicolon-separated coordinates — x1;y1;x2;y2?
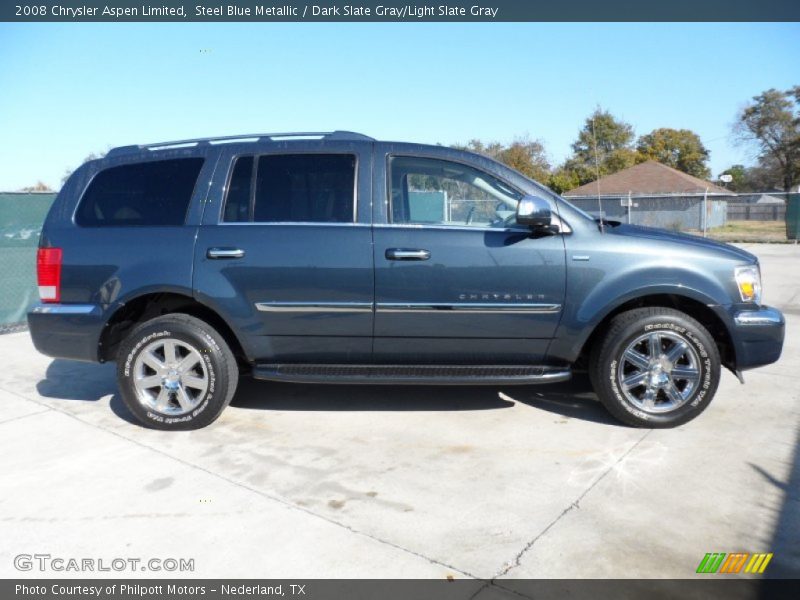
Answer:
255;302;373;313
376;302;561;314
254;301;562;314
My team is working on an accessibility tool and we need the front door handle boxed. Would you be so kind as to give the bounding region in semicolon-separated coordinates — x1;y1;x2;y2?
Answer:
207;247;245;259
385;248;431;261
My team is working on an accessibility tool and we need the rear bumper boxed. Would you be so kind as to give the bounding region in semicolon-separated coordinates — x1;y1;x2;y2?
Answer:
27;304;105;363
729;305;785;370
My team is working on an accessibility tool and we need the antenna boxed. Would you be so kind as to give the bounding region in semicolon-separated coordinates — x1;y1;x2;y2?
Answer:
591;114;604;233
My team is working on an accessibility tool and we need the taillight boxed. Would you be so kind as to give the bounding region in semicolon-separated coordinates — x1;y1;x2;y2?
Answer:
37;247;62;303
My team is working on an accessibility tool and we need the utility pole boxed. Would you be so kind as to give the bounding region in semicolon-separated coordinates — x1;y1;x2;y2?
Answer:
702;187;709;237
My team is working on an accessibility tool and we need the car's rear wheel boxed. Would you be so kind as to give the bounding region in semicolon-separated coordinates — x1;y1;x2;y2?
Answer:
117;314;238;430
589;307;720;427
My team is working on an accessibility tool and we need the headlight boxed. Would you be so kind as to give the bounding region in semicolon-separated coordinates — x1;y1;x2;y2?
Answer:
735;265;762;304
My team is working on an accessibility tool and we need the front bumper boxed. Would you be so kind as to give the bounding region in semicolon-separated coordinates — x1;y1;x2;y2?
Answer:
27;304;105;363
730;305;785;370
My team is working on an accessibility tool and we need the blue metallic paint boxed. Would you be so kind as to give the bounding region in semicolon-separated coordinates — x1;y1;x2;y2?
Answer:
28;135;784;374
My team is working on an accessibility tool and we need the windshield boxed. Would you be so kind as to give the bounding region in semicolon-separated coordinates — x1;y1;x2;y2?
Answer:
463;150;596;223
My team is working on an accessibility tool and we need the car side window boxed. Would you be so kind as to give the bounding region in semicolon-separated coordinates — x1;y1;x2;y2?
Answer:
223;156;254;223
223;153;356;223
76;158;204;227
388;156;523;228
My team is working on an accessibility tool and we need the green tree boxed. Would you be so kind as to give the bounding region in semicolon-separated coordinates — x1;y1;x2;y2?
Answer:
636;128;710;178
496;138;550;183
745;160;785;191
734;86;800;192
564;108;639;185
718;165;748;191
719;162;783;192
547;168;581;194
458;139;505;158
456;136;551;183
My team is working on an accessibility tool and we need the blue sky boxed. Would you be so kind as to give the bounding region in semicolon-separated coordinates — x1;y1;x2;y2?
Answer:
1;22;798;190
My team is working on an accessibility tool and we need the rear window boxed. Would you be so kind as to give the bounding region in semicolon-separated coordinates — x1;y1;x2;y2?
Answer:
76;158;204;227
222;154;355;223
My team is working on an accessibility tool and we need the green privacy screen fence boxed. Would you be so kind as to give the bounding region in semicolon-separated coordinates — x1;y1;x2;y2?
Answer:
0;192;57;327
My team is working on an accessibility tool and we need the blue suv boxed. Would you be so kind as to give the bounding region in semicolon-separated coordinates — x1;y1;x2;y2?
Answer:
28;131;785;429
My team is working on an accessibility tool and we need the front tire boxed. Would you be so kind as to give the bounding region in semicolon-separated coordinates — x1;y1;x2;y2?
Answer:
590;307;720;428
117;314;239;430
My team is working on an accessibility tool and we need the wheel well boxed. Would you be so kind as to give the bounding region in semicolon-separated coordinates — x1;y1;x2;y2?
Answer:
99;293;248;367
577;294;735;370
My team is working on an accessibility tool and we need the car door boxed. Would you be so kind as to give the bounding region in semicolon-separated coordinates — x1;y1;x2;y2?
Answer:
194;142;374;363
372;145;566;364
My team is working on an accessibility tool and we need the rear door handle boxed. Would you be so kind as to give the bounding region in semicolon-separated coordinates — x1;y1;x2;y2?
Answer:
385;248;431;261
207;247;245;259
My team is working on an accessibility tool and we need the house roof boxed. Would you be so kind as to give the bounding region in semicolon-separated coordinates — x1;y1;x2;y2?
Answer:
562;160;728;196
755;194;785;204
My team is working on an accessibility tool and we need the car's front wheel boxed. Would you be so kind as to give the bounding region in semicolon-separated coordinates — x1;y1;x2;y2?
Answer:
117;314;239;430
590;307;720;427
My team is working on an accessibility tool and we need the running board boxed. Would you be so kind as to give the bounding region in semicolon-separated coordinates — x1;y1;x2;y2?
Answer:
252;364;572;385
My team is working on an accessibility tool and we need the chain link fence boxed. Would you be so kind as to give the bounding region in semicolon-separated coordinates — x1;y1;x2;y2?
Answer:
565;193;726;231
564;192;791;231
0;192;57;330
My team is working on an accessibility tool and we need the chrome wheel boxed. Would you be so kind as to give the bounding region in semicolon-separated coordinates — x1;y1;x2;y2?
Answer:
617;331;700;414
132;338;208;416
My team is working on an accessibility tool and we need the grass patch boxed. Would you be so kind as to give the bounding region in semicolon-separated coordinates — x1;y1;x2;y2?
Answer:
708;220;788;242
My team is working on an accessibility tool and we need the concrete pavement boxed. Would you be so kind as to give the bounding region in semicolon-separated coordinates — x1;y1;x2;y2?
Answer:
0;243;798;582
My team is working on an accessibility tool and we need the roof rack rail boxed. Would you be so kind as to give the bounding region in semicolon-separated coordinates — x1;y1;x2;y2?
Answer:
106;130;374;158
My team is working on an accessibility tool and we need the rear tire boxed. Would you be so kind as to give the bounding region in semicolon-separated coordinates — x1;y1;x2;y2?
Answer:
589;307;720;428
117;314;239;430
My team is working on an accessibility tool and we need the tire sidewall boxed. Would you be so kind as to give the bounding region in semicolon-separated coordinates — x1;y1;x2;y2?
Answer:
118;320;226;430
600;314;719;427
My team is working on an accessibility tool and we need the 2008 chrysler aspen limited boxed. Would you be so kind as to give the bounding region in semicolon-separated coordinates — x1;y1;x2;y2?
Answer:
28;132;785;430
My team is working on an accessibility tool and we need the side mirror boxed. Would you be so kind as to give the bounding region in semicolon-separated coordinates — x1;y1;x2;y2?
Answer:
516;195;551;228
